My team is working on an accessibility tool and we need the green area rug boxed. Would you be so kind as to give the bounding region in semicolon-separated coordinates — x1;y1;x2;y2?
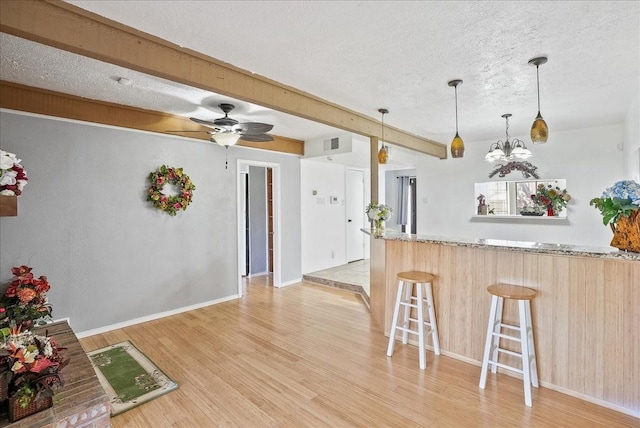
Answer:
88;340;178;416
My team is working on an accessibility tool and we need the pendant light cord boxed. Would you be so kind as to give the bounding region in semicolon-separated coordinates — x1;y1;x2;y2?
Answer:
381;111;386;149
536;65;541;114
454;85;459;134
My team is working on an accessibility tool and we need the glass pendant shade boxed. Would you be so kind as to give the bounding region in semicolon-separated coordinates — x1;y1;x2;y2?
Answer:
212;132;241;147
450;133;464;158
378;145;388;164
530;112;548;143
529;56;549;144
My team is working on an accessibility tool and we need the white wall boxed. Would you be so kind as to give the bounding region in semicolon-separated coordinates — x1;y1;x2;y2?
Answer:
0;110;301;332
300;160;347;273
416;124;626;247
623;94;639;181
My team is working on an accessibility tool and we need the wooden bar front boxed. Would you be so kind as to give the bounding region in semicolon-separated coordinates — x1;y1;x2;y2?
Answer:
369;236;639;417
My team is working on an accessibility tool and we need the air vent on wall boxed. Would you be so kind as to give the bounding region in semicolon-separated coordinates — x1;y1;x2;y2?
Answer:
323;137;340;151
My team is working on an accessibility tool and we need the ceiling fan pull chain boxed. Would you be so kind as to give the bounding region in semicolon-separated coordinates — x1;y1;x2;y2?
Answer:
225;146;229;170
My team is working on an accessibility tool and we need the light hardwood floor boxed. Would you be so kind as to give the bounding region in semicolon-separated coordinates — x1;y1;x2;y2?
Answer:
80;277;638;427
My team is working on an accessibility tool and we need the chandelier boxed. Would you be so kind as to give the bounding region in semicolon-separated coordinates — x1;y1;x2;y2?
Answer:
485;114;532;162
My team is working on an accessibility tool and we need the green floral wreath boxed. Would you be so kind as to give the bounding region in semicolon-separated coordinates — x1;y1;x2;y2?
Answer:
147;165;196;216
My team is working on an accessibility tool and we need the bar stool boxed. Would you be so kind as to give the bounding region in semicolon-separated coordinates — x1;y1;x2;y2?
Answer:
386;271;440;370
479;283;539;406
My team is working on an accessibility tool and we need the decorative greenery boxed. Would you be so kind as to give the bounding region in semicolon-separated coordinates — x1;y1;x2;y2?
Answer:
0;149;28;196
147;165;195;216
0;327;67;408
0;266;52;330
531;183;571;214
589;180;640;226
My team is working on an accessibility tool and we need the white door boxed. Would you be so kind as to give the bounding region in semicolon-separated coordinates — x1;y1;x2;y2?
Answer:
346;169;365;262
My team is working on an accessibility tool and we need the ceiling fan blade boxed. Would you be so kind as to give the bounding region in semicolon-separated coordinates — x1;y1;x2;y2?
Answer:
234;122;274;134
165;130;212;133
240;134;274;142
190;117;220;129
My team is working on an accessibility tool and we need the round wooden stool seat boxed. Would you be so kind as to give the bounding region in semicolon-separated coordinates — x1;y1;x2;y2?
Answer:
396;271;435;284
487;284;537;300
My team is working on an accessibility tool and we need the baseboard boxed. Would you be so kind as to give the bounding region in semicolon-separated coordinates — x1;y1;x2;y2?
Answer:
276;277;303;288
75;294;239;339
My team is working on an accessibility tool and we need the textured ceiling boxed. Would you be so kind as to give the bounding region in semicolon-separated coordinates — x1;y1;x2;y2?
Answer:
1;1;639;149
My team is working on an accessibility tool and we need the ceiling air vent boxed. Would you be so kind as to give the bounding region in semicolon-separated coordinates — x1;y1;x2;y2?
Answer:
323;137;340;151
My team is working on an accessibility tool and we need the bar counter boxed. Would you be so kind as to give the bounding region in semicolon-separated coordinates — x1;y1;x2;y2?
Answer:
365;230;639;417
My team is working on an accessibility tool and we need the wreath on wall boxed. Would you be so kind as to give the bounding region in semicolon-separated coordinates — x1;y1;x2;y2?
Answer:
147;165;196;216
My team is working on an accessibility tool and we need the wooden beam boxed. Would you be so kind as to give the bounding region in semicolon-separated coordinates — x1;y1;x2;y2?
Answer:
0;0;447;159
370;136;379;204
0;81;304;155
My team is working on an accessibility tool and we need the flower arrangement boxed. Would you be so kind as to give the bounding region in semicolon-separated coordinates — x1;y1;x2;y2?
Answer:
147;165;196;216
0;266;53;331
366;202;393;229
0;149;28;196
531;183;571;215
589;180;640;252
0;327;67;409
589;180;640;226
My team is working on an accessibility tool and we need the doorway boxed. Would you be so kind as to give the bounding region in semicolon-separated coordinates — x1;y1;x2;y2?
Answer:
346;169;365;262
237;160;281;296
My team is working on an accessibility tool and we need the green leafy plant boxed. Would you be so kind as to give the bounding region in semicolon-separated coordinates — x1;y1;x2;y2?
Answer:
589;180;640;226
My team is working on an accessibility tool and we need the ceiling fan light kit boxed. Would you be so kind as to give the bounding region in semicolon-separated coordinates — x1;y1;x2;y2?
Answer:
448;79;465;159
529;56;549;144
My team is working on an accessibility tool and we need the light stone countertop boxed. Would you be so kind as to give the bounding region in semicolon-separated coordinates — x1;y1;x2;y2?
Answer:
362;229;640;261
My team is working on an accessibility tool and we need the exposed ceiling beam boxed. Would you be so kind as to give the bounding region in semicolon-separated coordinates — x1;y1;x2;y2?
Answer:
0;0;447;159
0;81;304;155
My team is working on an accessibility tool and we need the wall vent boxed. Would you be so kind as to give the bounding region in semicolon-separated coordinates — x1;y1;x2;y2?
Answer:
323;137;340;151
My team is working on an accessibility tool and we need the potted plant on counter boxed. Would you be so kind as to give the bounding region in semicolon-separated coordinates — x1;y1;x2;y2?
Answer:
365;202;393;232
590;180;640;252
0;266;53;331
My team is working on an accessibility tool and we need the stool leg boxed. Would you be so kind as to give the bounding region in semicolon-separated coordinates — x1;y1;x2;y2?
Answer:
401;282;412;344
424;282;440;355
519;300;533;407
416;282;426;370
490;296;504;374
525;300;539;388
386;281;404;357
479;295;499;389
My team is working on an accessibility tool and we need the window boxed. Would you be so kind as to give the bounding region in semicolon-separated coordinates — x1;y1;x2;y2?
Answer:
474;179;567;217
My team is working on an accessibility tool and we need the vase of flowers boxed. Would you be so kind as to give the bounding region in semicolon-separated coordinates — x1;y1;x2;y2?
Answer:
365;202;393;232
531;183;571;216
0;327;67;421
590;180;640;252
0;266;53;331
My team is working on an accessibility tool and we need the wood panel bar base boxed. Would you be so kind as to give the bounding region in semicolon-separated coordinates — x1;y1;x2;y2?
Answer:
386;271;441;370
479;284;539;407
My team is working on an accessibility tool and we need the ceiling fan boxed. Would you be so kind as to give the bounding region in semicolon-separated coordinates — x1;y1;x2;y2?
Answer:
178;103;274;147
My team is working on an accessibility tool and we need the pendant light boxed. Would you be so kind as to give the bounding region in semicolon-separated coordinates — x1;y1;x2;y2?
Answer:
448;79;464;158
529;56;549;143
377;108;389;164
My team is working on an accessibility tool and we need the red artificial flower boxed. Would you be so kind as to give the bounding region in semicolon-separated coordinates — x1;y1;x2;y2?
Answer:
156;176;165;185
17;288;37;304
11;266;32;276
174;203;181;209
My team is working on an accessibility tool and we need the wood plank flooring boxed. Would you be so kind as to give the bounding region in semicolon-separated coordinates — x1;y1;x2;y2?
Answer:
80;277;638;427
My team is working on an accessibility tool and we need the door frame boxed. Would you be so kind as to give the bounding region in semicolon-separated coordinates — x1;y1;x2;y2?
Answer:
236;159;281;296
